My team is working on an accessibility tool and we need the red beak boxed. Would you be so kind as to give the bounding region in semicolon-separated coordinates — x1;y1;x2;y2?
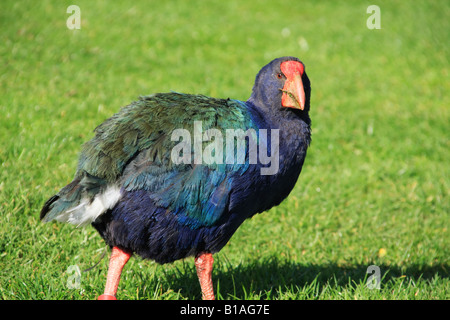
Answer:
280;61;306;110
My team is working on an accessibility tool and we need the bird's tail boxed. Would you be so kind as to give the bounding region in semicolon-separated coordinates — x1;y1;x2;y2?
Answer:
40;178;84;223
40;172;121;227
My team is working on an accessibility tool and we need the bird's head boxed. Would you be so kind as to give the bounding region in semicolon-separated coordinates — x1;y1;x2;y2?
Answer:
248;56;311;113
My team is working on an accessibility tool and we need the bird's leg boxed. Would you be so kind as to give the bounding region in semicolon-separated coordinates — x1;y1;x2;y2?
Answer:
195;252;215;300
98;246;132;300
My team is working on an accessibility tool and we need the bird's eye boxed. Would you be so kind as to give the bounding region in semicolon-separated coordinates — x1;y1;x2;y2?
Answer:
277;73;283;79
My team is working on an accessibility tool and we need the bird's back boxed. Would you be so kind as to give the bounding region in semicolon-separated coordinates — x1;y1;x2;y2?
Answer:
41;92;257;226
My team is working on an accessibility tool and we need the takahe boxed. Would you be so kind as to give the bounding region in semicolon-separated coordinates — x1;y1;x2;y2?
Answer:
40;56;311;300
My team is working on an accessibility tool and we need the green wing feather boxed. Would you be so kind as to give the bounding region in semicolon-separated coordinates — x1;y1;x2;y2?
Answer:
71;92;257;228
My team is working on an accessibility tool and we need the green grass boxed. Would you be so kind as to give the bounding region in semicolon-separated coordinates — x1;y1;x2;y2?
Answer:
0;0;448;300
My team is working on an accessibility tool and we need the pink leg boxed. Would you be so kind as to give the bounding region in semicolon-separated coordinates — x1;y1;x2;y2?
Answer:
195;252;215;300
98;246;132;300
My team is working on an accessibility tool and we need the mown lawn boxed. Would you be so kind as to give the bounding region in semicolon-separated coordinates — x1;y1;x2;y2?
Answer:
0;0;448;300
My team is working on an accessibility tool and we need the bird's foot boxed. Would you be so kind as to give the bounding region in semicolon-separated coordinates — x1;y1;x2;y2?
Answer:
98;246;132;301
195;252;215;300
98;294;117;300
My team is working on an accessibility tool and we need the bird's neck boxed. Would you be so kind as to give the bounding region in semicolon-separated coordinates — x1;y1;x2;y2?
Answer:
240;98;311;212
245;98;311;131
245;98;311;174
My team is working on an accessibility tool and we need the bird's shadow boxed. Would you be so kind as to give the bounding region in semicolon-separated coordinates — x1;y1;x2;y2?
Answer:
158;256;448;299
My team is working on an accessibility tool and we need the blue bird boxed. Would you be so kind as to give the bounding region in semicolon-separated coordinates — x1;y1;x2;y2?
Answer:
40;57;311;300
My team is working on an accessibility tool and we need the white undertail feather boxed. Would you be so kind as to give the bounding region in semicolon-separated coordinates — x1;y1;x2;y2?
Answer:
55;186;122;227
